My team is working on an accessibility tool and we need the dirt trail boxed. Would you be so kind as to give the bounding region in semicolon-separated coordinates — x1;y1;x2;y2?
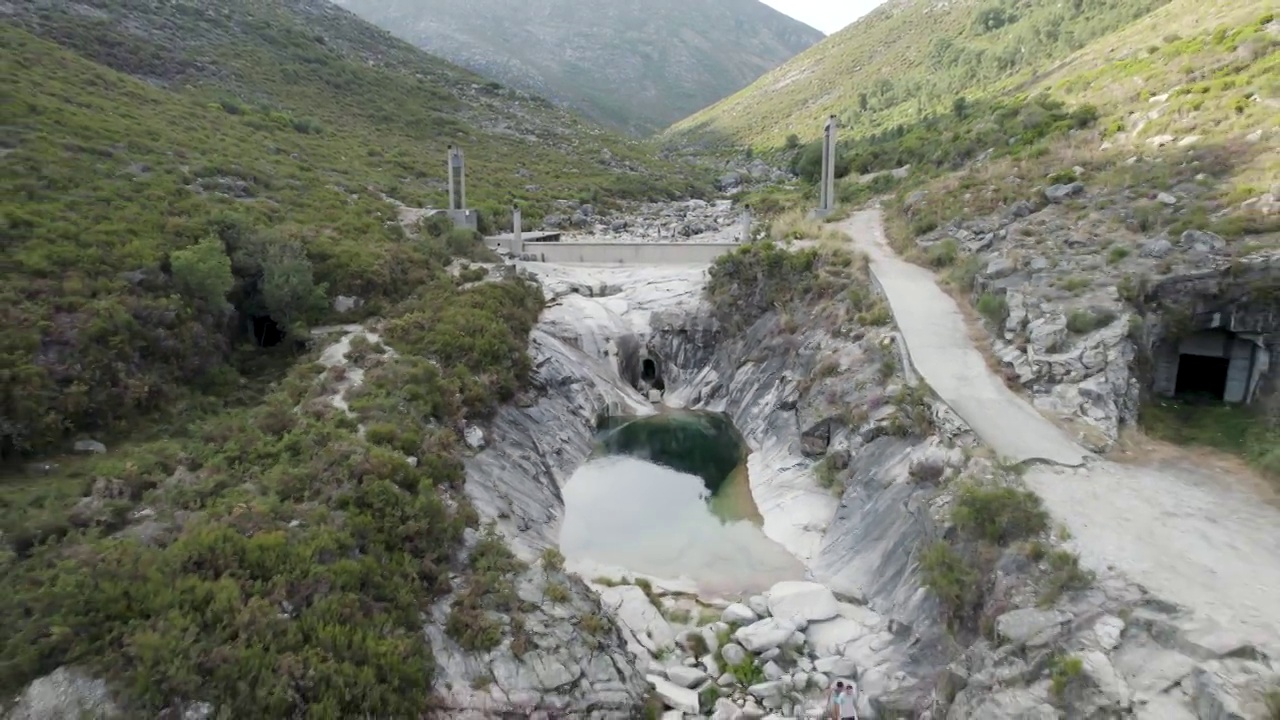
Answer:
840;209;1280;651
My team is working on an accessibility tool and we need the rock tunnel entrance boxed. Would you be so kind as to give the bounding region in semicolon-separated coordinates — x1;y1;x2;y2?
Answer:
640;357;665;392
1174;354;1231;400
250;315;287;348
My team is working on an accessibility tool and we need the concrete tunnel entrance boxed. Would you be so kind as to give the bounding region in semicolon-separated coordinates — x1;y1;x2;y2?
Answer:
1158;328;1270;404
1174;354;1230;400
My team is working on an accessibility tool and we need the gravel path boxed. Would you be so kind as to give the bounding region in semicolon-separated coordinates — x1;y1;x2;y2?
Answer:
841;208;1280;651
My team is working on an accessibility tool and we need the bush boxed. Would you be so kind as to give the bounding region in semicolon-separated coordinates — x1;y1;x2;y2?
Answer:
977;293;1008;324
169;237;235;309
1066;308;1118;334
920;541;980;626
953;485;1049;545
926;239;959;268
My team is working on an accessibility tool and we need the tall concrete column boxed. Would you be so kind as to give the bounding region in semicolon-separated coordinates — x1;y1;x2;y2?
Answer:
510;205;523;256
819;115;838;214
458;147;467;210
448;145;466;211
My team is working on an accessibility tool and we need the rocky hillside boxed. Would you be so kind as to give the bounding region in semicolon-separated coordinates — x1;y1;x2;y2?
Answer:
0;0;707;458
0;1;705;715
710;0;1277;469
333;0;824;135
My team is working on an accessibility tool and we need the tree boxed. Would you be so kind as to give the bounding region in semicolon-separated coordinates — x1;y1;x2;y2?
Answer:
170;236;234;310
784;133;801;150
858;93;870;112
260;240;327;334
952;96;969;119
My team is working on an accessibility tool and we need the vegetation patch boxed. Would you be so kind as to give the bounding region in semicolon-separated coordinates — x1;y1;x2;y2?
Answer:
705;242;864;332
953;484;1050;545
1140;400;1280;480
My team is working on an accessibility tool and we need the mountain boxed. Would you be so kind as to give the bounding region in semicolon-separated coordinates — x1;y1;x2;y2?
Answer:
669;0;1214;148
332;0;825;135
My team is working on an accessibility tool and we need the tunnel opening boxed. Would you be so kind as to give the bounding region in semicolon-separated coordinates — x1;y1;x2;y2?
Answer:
1174;353;1230;401
250;315;288;348
640;357;665;392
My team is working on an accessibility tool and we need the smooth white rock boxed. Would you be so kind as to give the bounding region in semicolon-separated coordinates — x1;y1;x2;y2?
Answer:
721;643;748;666
766;581;840;625
647;675;700;714
723;603;759;625
734;618;798;654
666;665;708;689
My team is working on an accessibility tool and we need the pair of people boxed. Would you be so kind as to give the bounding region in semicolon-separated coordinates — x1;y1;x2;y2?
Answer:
827;680;859;720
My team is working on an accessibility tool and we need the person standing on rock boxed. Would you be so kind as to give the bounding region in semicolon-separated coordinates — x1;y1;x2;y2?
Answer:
832;680;859;720
839;676;860;717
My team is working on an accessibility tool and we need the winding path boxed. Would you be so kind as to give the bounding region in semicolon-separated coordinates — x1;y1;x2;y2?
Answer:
840;209;1280;652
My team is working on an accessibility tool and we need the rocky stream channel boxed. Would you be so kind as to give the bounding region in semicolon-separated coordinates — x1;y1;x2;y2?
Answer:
423;253;1279;718
7;212;1276;719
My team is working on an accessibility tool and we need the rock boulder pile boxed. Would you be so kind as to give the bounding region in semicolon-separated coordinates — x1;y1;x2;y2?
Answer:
601;580;902;719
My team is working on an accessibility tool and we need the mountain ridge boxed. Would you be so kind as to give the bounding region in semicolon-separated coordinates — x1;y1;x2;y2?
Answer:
333;0;824;135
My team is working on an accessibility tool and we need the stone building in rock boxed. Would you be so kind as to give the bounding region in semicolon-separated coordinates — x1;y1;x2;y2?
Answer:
1143;252;1280;406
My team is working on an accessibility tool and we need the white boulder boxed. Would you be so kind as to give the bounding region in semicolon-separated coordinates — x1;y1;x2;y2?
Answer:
734;618;798;654
766;581;839;625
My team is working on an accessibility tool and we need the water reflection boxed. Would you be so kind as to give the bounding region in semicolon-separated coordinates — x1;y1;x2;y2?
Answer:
559;412;804;595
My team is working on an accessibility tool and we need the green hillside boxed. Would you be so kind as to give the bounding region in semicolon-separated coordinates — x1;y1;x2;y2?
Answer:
1;0;706;458
667;0;1264;150
0;1;701;714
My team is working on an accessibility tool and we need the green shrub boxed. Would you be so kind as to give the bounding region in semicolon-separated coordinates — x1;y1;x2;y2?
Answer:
169;237;235;309
977;293;1008;324
953;485;1049;545
1050;654;1085;698
920;541;980;627
1066;308;1117;334
926;239;959;268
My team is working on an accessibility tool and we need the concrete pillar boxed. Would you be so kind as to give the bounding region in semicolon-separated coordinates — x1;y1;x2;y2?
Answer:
819;115;838;214
458;147;466;210
448;145;466;211
510;205;523;256
447;145;457;211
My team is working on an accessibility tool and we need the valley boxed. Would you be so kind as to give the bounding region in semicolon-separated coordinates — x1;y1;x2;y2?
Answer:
2;0;1278;718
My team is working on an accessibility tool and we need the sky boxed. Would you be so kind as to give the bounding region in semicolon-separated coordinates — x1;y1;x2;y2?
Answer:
761;0;884;35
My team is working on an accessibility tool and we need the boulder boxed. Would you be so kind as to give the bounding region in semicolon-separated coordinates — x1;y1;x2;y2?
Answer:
1045;182;1085;203
4;667;121;720
598;585;676;654
747;595;771;617
721;643;749;666
711;697;746;720
995;608;1071;647
647;675;700;715
734;618;798;654
73;439;107;454
722;603;758;625
814;656;858;678
765;582;839;625
665;665;708;689
1180;229;1226;253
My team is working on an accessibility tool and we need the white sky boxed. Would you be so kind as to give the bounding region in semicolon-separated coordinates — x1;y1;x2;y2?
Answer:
761;0;885;34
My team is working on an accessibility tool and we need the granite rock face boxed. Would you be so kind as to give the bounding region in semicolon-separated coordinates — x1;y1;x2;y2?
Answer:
424;565;650;719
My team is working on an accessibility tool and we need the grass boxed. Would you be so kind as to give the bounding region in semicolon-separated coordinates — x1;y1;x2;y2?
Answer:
1140;400;1280;479
1050;654;1085;699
